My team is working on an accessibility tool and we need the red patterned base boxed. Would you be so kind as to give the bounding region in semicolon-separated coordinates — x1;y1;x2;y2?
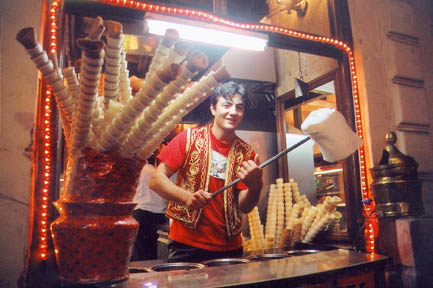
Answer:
50;201;138;284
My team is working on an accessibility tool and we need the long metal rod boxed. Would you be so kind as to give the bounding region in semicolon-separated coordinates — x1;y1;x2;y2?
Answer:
211;136;311;198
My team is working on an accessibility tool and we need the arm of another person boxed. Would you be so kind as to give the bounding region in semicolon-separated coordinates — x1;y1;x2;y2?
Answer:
237;154;263;213
149;163;212;210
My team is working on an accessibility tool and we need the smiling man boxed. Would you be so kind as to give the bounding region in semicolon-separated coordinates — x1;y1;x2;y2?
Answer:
149;81;263;262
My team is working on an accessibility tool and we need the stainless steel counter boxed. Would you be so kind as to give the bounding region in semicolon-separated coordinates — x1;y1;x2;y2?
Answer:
122;249;390;287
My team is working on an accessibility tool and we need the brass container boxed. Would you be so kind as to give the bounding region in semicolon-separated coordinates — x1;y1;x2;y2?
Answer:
370;132;424;217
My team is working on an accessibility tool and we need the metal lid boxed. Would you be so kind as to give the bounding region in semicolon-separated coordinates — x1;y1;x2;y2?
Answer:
202;258;250;267
370;131;418;178
129;267;151;273
285;249;320;256
150;262;205;272
246;253;289;261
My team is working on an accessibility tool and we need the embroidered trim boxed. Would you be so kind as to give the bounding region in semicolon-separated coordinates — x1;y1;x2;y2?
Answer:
166;125;253;236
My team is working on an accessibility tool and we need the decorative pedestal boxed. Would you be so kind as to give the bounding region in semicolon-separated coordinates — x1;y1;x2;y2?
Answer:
50;148;144;285
51;201;138;284
378;217;433;287
371;132;431;287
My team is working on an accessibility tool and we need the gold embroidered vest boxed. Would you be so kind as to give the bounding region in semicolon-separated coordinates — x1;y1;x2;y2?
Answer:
165;125;253;238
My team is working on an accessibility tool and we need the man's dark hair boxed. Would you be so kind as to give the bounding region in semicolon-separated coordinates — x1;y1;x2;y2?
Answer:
210;81;247;107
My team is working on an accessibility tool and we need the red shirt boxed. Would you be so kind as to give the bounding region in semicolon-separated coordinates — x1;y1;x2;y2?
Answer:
157;127;255;251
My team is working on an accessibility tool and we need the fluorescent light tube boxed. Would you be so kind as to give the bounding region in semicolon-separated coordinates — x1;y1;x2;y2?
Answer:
145;14;268;51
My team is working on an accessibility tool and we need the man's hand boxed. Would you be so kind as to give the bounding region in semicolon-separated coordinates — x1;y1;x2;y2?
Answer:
237;154;263;189
185;189;212;209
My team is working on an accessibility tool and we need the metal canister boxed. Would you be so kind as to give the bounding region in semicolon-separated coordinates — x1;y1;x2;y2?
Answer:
370;132;424;217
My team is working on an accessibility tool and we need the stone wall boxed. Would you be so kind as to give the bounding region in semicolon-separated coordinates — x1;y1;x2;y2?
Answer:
0;0;42;287
348;0;433;215
348;0;433;286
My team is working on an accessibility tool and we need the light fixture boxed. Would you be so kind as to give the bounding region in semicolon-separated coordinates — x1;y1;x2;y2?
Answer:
145;13;268;51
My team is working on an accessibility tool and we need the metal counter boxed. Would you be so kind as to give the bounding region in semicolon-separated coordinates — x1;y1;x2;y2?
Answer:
123;249;390;287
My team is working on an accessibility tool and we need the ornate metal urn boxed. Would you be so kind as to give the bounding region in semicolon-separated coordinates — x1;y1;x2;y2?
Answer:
370;132;424;217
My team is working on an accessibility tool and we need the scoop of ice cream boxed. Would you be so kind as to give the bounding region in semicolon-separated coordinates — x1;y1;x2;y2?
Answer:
301;108;363;162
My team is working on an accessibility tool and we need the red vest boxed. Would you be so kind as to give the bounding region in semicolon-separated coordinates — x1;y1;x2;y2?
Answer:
165;125;253;238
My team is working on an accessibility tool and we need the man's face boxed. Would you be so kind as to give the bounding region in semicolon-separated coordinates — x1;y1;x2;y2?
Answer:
211;93;245;132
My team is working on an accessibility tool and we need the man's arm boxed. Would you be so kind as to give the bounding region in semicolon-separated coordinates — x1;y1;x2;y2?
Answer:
237;154;263;213
149;163;212;209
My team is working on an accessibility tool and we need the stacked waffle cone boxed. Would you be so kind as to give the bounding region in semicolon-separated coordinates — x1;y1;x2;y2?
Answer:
17;17;231;198
246;207;265;251
275;178;285;246
243;178;341;252
264;184;277;248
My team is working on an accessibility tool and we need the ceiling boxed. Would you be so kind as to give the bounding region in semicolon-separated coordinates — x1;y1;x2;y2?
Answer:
137;0;269;22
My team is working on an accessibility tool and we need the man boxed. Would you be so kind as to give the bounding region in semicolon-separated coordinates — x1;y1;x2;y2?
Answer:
149;81;263;262
131;154;168;261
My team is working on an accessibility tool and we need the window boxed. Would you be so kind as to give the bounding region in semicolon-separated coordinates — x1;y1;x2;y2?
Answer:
277;69;361;243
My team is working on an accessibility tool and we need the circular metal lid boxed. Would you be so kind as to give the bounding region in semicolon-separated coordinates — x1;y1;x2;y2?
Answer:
246;253;289;261
202;258;250;267
150;262;205;272
129;267;151;273
370;131;418;177
285;249;320;256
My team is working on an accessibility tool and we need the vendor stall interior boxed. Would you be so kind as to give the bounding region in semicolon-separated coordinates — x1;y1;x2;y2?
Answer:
24;0;374;285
